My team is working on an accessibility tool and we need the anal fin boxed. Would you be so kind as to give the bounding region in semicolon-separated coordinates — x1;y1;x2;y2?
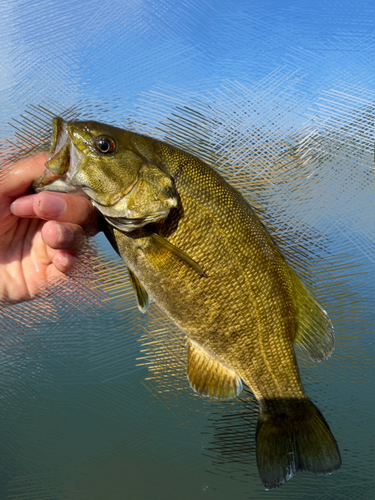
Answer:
187;340;243;400
127;267;150;313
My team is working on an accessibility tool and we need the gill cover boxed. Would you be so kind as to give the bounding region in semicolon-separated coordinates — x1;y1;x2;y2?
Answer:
95;162;178;232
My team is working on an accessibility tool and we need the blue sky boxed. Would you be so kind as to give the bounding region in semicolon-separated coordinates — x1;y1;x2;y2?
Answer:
1;0;373;129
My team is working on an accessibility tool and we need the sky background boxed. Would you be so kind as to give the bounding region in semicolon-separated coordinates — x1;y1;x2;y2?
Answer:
1;0;373;130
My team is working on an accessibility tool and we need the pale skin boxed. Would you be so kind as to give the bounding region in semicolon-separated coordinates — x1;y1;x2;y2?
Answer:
0;153;98;302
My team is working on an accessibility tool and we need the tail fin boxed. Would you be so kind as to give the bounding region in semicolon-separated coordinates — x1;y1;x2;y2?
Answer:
256;399;341;490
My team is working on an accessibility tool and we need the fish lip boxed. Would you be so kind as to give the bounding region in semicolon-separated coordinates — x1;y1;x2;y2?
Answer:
49;118;69;160
33;118;90;194
46;119;88;187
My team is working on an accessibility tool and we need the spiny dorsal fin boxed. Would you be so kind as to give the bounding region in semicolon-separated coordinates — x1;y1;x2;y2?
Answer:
151;233;205;277
127;267;150;313
187;340;243;400
289;268;334;362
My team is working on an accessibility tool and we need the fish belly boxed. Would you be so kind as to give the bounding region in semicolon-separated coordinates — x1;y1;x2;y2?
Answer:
112;222;306;403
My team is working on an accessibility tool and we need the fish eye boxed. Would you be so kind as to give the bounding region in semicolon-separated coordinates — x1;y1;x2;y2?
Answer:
95;136;116;154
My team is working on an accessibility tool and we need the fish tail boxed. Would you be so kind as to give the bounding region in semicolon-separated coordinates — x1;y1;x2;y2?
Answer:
256;398;341;490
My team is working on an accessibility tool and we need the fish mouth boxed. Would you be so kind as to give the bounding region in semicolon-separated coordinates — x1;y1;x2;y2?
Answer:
50;118;69;162
32;117;87;196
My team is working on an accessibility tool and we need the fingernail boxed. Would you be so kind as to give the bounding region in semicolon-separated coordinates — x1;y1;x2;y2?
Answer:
61;252;69;268
54;222;74;245
38;193;67;217
11;196;36;217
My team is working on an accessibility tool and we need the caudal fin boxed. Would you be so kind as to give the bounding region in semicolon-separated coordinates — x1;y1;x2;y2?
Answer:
256;399;341;489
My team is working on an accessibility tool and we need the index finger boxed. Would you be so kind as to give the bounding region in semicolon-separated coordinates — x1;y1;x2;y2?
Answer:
34;191;98;231
11;191;98;233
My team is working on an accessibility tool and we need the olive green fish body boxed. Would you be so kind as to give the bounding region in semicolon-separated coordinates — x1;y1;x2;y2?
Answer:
33;118;341;489
110;149;305;404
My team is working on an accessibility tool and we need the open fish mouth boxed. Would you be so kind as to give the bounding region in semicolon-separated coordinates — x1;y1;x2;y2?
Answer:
50;118;70;161
32;118;86;196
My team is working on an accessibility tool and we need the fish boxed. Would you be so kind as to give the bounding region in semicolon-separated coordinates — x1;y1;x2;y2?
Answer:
33;117;341;489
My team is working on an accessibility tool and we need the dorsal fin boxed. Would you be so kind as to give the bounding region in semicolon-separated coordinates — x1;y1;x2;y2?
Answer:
289;268;334;362
127;267;150;313
187;340;243;400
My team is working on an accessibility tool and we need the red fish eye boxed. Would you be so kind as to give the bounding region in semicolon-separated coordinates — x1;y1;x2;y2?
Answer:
95;136;116;154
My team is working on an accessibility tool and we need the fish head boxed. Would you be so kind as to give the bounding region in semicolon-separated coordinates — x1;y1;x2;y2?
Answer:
32;117;179;231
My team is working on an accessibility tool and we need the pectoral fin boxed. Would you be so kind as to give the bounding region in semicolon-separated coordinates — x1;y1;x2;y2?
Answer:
151;233;205;277
187;341;243;400
127;267;150;313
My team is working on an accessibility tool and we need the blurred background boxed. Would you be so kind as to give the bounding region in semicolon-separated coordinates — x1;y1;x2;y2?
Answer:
0;0;374;498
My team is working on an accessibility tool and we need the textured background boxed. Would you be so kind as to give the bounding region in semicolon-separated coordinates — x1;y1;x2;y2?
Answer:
0;0;374;498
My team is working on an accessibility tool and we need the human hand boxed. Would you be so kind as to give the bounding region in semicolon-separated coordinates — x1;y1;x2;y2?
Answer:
0;153;98;302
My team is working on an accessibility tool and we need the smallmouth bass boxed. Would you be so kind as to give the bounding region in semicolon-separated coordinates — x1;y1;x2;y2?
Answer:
33;117;341;489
